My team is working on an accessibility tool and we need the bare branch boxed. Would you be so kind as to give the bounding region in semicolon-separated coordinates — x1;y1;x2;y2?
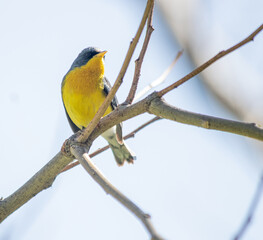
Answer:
158;24;263;96
124;2;155;104
148;97;263;141
71;145;164;240
60;116;161;174
0;152;73;223
76;0;154;143
134;50;183;101
233;174;263;240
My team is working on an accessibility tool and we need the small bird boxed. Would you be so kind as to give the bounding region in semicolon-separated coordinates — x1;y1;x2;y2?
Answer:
61;47;136;165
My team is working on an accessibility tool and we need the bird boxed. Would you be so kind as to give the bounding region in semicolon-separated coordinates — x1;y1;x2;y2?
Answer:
61;47;136;166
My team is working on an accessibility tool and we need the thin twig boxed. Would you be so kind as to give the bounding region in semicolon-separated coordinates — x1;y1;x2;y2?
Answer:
124;2;155;105
124;116;161;139
71;146;164;240
158;24;263;96
60;116;161;174
233;173;263;240
134;50;183;101
76;0;154;143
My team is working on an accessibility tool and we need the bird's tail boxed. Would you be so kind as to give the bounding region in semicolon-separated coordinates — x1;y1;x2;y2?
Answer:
102;127;136;166
108;139;136;166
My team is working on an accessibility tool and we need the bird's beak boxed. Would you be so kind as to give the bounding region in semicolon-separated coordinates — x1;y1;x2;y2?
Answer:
96;50;107;58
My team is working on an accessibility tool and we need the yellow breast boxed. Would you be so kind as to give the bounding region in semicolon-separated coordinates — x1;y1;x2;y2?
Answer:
62;55;112;129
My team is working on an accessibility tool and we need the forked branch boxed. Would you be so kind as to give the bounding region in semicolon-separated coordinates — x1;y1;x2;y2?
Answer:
60;116;160;174
125;1;155;104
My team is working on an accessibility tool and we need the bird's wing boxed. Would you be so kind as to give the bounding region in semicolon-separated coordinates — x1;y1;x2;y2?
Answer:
103;77;118;109
103;77;123;143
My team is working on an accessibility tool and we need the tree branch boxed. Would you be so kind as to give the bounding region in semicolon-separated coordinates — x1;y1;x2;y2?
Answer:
124;1;155;104
0;152;73;223
2;89;263;223
90;93;263;143
76;0;154;143
148;97;263;141
71;145;163;240
158;24;263;96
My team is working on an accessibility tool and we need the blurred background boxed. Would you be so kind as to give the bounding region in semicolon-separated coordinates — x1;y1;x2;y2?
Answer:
0;0;263;239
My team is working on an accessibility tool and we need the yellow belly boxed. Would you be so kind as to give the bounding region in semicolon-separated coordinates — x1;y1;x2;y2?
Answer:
63;90;112;129
62;62;112;129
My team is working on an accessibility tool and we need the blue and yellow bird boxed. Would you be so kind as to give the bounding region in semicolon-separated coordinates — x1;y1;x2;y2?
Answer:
61;47;136;165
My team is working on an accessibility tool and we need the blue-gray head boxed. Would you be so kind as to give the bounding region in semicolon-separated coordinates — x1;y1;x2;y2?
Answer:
70;47;106;70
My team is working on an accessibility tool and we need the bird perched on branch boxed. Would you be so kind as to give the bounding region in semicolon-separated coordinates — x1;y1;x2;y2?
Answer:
61;47;136;165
